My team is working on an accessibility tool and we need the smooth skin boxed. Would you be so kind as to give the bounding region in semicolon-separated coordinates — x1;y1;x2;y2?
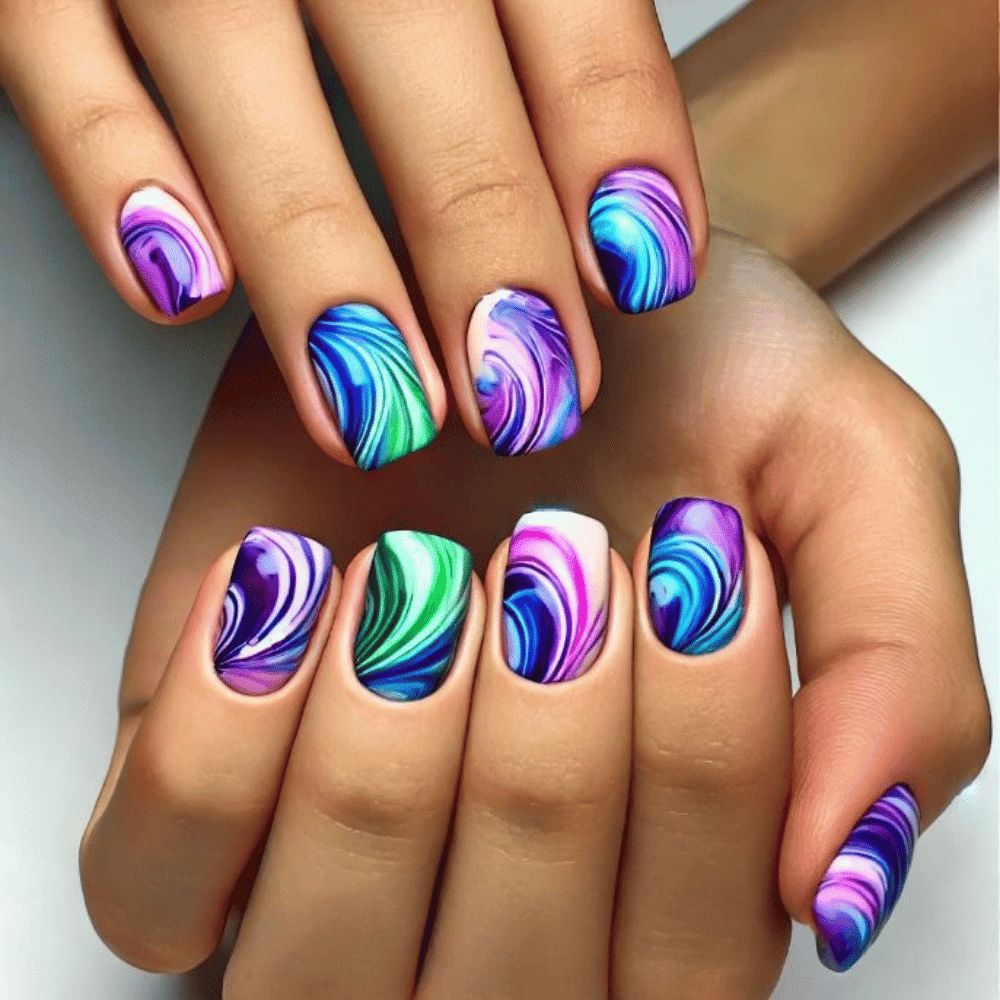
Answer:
80;233;991;997
0;0;707;465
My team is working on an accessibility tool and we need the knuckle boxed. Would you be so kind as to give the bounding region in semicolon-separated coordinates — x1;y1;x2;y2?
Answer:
560;54;673;119
62;98;151;156
946;679;992;784
253;179;356;246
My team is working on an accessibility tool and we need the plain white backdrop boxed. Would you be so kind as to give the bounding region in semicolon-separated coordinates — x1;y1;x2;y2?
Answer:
0;1;996;997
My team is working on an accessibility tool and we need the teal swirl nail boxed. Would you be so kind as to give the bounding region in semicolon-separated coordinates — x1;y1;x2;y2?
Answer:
308;303;436;471
354;531;472;701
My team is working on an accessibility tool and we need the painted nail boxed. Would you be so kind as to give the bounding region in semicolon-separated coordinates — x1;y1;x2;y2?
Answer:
354;531;472;701
647;497;744;654
214;527;333;696
814;784;920;972
119;186;224;316
503;509;609;683
588;166;694;313
468;288;581;456
308;303;436;471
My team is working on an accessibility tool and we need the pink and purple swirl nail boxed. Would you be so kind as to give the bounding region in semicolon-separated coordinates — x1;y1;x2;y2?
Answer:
468;289;581;456
813;784;920;972
503;510;609;683
214;526;332;696
119;186;224;316
589;167;694;313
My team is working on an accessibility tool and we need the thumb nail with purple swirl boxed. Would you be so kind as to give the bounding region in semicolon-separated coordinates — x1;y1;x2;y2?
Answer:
503;510;609;683
468;289;581;456
588;167;695;314
647;497;745;655
813;784;920;972
119;186;225;317
213;527;333;696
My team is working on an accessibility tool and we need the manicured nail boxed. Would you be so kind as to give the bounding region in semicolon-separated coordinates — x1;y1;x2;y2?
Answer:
647;497;744;654
503;509;609;683
308;303;436;471
214;527;333;696
588;166;694;313
119;186;224;316
354;531;472;701
814;784;920;972
468;288;581;456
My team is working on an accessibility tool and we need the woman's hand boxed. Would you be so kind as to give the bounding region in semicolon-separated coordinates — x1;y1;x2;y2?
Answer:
0;0;706;470
80;232;990;996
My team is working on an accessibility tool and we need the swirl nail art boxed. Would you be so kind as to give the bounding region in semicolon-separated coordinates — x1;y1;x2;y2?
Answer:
119;186;224;316
468;289;581;456
588;167;694;313
354;531;472;701
308;304;436;471
503;510;609;683
814;785;920;972
214;527;333;696
647;497;744;655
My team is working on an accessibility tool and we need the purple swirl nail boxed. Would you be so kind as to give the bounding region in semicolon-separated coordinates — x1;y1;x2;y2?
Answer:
814;784;920;972
468;288;581;456
214;527;332;696
119;186;224;316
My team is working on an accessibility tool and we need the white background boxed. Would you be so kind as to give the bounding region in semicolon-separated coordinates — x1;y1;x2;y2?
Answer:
0;2;996;997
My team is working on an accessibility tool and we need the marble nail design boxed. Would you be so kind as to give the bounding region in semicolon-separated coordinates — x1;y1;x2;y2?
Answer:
588;166;694;313
354;531;472;701
814;784;920;972
214;527;333;696
468;288;581;456
503;509;609;683
308;303;436;471
119;186;224;316
647;497;744;655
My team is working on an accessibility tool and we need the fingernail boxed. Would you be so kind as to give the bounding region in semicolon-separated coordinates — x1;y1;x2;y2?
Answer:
468;288;581;456
354;531;472;701
588;166;694;313
647;497;744;654
503;509;609;683
214;527;333;696
119;186;224;316
308;303;437;471
814;784;920;972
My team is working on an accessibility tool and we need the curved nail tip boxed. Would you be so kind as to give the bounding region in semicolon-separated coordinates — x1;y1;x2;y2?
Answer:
468;288;582;457
588;166;695;314
647;496;745;655
308;303;436;472
813;784;920;973
503;508;610;684
119;185;225;317
354;530;472;702
214;527;333;696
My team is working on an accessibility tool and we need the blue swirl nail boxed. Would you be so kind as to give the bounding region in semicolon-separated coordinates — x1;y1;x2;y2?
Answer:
308;303;436;470
647;497;744;654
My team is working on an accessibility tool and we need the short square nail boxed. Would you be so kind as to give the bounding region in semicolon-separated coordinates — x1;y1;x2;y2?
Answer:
214;527;333;696
647;497;744;654
308;303;437;471
468;288;581;456
503;509;609;683
354;531;472;701
119;186;225;316
588;166;695;313
814;784;920;972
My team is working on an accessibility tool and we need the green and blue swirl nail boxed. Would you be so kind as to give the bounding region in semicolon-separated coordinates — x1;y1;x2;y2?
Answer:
354;531;473;701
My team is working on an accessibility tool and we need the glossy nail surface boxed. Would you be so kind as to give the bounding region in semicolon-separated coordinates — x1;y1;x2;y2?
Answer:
814;784;920;972
588;167;694;313
647;497;744;655
468;288;581;456
214;527;333;696
309;303;436;471
119;186;224;316
503;510;609;683
354;531;472;701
